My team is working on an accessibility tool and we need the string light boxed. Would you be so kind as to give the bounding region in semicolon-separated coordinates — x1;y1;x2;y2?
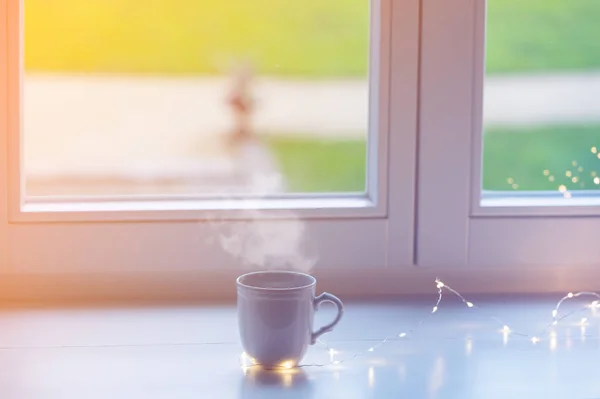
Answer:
328;348;337;362
240;279;600;371
281;361;294;370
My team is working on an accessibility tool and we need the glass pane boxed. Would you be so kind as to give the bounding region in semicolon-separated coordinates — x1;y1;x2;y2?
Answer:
483;0;600;197
23;1;369;197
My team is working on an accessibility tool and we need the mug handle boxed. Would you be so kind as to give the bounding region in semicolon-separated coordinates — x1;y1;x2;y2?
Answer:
311;292;344;344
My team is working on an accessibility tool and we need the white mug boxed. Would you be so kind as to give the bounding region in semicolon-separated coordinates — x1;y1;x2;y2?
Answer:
237;271;344;368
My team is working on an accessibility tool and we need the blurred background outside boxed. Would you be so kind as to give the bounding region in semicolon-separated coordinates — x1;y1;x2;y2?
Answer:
23;0;600;197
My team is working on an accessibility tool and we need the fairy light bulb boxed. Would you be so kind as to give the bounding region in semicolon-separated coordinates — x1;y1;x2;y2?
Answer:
328;348;337;362
567;292;574;298
552;309;558;318
399;333;407;338
502;325;511;333
581;317;588;325
436;281;445;289
368;347;374;352
281;361;294;369
466;302;474;308
531;337;540;344
432;306;438;313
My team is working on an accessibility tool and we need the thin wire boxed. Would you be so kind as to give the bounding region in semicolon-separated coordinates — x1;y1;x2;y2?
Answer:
240;278;600;370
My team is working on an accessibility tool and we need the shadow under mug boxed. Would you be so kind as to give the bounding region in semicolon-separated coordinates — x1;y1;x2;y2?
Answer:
237;271;344;369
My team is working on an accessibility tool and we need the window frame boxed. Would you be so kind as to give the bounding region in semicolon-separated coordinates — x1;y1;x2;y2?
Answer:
1;0;420;276
417;0;600;268
2;0;599;300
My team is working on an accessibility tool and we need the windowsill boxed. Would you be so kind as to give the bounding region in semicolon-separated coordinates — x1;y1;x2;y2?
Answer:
0;296;596;397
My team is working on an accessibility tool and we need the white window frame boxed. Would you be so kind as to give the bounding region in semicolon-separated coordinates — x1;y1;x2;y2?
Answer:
417;0;600;273
8;0;593;300
0;0;421;286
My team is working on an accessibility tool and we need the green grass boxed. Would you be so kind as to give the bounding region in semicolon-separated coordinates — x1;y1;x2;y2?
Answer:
484;125;600;191
24;0;600;76
267;137;366;192
486;0;600;73
265;126;600;193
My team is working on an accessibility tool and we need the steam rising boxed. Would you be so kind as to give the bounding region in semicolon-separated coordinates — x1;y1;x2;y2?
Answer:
207;61;317;273
208;145;317;273
218;207;317;273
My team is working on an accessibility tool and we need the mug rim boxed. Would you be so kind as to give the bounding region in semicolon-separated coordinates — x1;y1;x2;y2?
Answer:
236;270;316;291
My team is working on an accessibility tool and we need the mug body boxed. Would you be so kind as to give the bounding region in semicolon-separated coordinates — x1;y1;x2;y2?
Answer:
237;271;316;368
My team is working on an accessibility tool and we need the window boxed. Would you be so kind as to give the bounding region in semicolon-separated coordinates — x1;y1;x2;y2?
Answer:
417;0;600;270
23;0;372;197
1;0;418;277
480;0;600;208
6;0;592;295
